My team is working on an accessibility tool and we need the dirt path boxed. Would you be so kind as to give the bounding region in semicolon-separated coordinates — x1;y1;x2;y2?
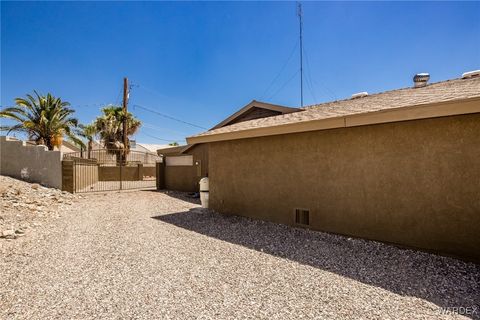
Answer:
1;190;479;320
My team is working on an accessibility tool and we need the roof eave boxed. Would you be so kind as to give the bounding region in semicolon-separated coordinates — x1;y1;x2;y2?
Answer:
211;100;299;130
186;97;480;144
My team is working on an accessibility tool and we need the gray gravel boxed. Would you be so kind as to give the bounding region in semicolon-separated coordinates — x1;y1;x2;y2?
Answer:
0;176;76;241
1;183;479;319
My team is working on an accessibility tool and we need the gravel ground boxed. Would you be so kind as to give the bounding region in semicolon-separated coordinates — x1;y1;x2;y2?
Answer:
1;179;479;319
0;176;77;241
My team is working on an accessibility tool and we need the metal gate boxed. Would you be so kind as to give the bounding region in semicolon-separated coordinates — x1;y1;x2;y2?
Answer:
63;149;161;193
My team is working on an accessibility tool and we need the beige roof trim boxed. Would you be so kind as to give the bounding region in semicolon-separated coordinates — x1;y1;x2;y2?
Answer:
187;97;480;144
62;140;81;151
211;100;299;130
156;145;190;155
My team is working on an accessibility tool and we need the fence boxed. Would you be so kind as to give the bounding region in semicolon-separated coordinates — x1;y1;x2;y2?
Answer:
0;136;62;188
62;149;161;193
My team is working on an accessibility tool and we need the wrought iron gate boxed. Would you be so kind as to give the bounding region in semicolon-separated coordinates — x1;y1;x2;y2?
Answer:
63;149;160;193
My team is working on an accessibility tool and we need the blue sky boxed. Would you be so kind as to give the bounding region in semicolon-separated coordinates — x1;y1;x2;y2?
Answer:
1;1;479;144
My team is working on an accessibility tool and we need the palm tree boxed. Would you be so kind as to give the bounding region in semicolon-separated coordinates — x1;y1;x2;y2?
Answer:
76;123;97;159
0;91;80;150
94;105;141;163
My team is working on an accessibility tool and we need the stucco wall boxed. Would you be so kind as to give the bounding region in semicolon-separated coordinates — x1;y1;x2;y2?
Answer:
0;136;62;188
208;113;480;262
162;144;209;192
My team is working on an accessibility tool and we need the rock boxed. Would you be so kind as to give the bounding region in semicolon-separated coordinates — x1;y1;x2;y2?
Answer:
15;229;25;234
31;184;40;190
1;229;16;239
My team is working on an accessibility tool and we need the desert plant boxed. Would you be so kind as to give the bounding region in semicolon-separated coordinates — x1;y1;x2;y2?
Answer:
76;123;97;159
0;91;80;150
94;105;141;162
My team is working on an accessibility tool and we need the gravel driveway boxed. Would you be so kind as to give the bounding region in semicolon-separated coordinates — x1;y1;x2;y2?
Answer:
1;189;479;320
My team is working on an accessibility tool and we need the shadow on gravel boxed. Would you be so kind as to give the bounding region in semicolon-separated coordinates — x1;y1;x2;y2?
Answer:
144;190;201;205
152;208;480;319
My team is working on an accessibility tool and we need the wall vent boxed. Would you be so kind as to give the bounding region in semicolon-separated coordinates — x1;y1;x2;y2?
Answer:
294;208;310;226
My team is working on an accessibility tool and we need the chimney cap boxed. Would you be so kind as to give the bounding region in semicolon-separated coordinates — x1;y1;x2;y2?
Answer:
413;73;430;87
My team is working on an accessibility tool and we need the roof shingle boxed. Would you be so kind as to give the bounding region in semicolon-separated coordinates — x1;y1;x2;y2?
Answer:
190;76;480;139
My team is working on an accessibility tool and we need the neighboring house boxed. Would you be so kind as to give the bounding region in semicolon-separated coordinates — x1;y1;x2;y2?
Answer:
57;140;81;154
131;141;170;153
25;139;81;154
186;72;480;262
157;101;299;192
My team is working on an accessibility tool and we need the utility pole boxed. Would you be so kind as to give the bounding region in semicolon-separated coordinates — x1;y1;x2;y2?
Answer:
122;77;129;164
297;2;304;107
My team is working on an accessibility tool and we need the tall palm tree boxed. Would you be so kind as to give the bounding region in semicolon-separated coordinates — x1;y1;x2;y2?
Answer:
76;123;97;159
0;91;80;150
94;105;141;163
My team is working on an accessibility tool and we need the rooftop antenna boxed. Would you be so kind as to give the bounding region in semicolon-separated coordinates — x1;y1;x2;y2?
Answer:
297;2;304;107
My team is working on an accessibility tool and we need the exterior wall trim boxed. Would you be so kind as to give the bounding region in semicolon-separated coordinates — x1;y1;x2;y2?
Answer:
187;97;480;144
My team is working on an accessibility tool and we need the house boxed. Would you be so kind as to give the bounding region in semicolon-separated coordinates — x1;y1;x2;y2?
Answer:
57;140;81;154
130;140;170;153
156;101;299;192
24;139;81;154
186;72;480;262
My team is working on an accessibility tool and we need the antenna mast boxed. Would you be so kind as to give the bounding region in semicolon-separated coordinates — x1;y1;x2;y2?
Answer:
297;2;304;107
122;77;129;164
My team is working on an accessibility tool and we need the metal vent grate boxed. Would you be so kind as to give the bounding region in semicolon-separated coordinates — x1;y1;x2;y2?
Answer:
294;208;310;226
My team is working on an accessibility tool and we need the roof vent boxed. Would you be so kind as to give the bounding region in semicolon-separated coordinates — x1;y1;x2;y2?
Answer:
351;92;368;99
462;70;480;79
413;73;430;88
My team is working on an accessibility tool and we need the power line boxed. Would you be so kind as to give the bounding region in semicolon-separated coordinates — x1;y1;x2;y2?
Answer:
70;103;112;110
260;40;299;100
142;122;190;137
135;83;167;99
268;69;300;100
303;47;337;101
114;84;123;105
133;104;207;130
141;132;183;143
303;44;318;103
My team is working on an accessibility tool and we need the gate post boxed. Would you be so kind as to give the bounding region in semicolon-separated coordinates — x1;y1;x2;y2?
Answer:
156;158;165;190
137;163;143;180
62;160;74;193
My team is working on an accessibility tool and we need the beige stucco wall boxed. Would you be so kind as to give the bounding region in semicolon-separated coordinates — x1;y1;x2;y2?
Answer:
208;113;480;262
162;144;209;192
0;136;62;188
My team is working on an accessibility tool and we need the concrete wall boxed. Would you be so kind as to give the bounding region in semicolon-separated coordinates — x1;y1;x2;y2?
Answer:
0;136;62;188
161;144;209;192
208;113;480;262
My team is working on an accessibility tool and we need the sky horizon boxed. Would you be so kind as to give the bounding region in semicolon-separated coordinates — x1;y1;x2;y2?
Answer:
2;1;479;144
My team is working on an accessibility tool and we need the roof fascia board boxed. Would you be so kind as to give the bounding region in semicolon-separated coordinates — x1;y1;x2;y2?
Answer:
211;100;299;130
187;97;480;144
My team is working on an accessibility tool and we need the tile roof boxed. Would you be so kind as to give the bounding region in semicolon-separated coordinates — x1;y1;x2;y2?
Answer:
190;76;480;139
